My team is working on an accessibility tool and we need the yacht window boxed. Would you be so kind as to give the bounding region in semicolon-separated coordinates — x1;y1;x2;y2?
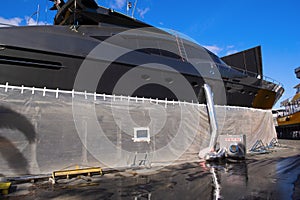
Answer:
136;48;181;60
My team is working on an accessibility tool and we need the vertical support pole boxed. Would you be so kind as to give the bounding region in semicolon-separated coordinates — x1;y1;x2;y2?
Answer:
5;82;8;92
198;84;219;158
204;84;219;150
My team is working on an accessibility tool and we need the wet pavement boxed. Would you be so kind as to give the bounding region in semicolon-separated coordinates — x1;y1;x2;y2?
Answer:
2;140;300;200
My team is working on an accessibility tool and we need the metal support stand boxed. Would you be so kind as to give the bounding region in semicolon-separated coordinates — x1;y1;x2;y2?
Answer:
249;140;268;153
131;152;150;168
268;138;280;148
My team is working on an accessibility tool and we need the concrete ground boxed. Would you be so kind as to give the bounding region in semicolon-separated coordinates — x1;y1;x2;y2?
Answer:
1;139;300;200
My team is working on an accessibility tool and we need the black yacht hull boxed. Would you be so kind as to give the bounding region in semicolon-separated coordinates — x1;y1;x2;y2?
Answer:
0;25;283;109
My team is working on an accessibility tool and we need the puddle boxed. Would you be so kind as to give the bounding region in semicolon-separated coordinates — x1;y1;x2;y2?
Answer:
3;154;300;200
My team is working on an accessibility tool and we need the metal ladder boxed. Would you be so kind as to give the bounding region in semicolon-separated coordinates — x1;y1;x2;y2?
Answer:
131;152;149;168
174;34;188;62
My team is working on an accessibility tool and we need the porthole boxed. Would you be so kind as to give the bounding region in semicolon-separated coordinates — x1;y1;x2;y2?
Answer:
165;77;174;84
191;81;199;87
141;74;151;81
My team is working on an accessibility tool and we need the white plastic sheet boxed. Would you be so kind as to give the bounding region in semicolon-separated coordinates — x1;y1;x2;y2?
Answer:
0;85;276;176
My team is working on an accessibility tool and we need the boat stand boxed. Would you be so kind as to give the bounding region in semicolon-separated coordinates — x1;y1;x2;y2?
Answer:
268;138;280;148
249;140;269;153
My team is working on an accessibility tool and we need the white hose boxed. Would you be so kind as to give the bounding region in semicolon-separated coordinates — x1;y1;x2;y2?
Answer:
211;167;222;200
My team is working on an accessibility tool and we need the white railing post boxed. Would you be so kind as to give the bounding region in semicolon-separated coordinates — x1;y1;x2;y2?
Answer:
21;85;24;94
43;87;46;97
5;82;8;92
56;88;59;98
165;98;167;108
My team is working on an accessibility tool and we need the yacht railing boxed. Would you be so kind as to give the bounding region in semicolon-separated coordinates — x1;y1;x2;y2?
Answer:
221;62;282;90
0;82;200;108
214;63;283;89
228;65;283;87
155;28;284;89
0;82;272;112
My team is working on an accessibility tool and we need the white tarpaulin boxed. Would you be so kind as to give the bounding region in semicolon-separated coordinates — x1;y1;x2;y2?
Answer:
0;84;276;176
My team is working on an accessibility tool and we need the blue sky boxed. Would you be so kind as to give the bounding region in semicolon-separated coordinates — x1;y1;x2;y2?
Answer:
0;0;299;108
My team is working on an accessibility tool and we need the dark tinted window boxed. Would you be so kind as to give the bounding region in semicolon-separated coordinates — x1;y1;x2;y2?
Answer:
137;48;181;60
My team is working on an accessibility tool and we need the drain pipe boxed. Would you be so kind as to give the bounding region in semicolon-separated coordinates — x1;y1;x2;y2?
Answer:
198;84;219;158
